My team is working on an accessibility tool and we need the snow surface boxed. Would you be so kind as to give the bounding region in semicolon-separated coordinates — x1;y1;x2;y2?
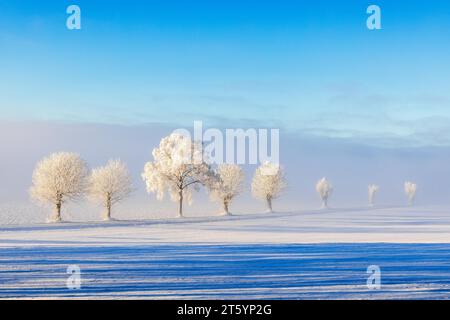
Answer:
1;205;450;299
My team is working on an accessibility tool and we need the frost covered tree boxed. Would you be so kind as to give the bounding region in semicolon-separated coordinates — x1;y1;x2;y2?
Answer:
404;181;417;205
251;162;286;212
88;159;133;220
30;152;89;222
208;164;244;215
368;184;380;207
142;133;212;217
316;177;333;208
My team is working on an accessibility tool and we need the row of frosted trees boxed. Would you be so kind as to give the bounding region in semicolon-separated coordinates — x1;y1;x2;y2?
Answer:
315;179;417;208
29;133;286;222
29;133;418;222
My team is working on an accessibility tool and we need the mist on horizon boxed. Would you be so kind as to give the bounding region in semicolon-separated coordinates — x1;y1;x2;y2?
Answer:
1;120;449;221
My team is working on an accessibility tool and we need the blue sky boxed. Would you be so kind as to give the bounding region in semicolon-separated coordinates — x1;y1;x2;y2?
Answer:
1;0;450;147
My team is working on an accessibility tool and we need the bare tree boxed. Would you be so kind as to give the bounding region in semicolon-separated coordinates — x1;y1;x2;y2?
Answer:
88;159;133;220
316;177;333;208
142;133;212;217
368;184;380;207
208;164;244;215
404;181;417;205
251;162;286;212
30;152;88;222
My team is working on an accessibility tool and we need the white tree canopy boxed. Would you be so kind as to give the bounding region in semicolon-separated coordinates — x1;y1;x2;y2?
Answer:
88;159;133;220
404;181;417;205
251;161;286;212
209;164;244;215
142;133;212;217
316;177;333;208
30;152;89;222
368;184;380;206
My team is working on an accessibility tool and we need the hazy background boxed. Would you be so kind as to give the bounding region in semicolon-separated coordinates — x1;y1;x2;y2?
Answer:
1;120;449;220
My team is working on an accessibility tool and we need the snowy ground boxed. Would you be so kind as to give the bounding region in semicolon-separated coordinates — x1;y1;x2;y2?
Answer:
1;205;450;299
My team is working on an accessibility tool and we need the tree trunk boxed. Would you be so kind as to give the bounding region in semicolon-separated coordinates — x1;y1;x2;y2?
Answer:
178;190;183;218
223;200;231;216
106;205;111;220
104;195;112;220
266;196;273;213
322;198;328;209
53;201;62;222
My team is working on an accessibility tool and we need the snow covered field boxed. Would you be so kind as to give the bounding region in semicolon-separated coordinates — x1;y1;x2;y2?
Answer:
1;206;450;299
